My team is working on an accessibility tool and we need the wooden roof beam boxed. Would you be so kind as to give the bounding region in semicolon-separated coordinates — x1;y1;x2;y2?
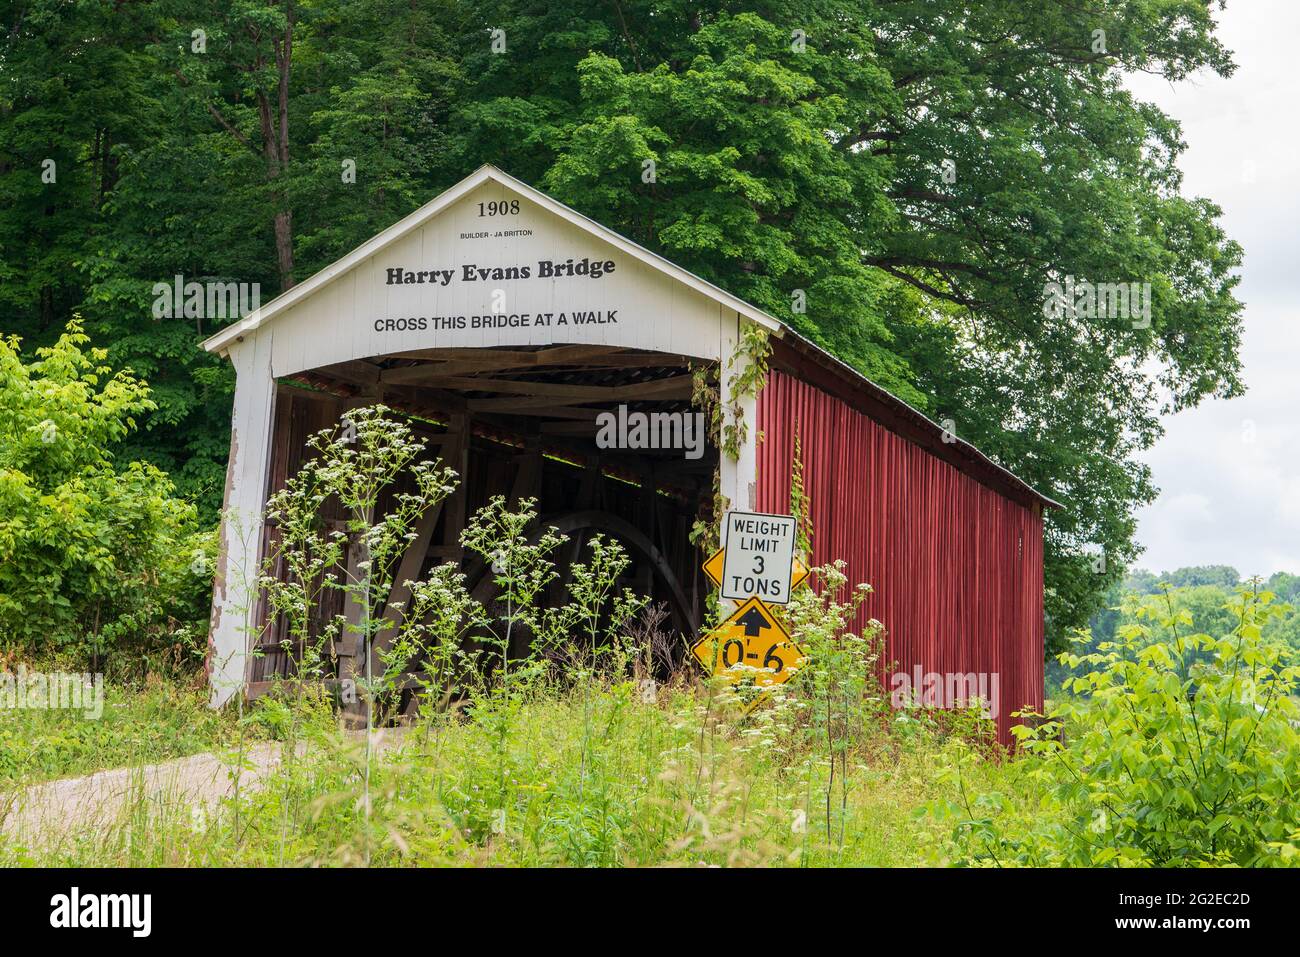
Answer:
378;349;695;382
471;404;603;419
388;374;615;398
386;345;619;366
388;373;694;401
316;359;383;392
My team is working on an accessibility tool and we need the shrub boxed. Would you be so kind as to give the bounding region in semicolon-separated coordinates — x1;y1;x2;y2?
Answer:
929;584;1300;866
0;321;208;670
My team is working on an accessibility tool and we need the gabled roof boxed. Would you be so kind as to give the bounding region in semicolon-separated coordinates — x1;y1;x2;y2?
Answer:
202;165;1059;511
201;164;781;357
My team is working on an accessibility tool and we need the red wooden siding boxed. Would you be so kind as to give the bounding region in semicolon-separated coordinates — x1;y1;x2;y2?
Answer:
756;370;1044;744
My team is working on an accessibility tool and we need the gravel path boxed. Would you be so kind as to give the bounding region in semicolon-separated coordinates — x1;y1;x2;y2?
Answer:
2;728;406;847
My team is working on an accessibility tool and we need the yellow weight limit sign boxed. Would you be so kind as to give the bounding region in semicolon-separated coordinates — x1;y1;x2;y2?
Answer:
690;596;808;693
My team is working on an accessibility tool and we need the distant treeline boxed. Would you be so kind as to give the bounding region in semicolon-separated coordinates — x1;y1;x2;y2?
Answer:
1120;565;1300;601
1048;565;1300;694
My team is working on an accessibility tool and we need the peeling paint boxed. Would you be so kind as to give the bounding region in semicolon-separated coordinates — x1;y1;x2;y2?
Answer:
204;427;238;690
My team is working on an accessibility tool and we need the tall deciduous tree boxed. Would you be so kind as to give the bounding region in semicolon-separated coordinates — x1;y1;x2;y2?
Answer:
0;0;1245;652
452;0;1244;649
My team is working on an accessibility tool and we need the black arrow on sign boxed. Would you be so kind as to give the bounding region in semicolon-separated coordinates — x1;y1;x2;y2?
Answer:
738;605;771;638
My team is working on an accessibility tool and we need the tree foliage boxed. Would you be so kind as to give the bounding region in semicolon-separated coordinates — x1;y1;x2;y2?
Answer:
934;586;1300;867
1;0;1245;651
1075;567;1300;691
0;322;209;667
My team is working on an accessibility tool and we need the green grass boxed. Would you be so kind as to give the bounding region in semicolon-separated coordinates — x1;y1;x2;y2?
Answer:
1;677;1033;867
0;675;253;788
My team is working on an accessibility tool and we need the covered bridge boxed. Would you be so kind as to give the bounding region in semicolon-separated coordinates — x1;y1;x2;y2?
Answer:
202;165;1057;741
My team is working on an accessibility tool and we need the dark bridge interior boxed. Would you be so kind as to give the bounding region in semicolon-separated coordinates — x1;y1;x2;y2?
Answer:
250;344;717;715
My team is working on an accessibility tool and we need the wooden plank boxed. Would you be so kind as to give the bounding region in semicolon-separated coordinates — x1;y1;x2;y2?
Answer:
380;364;498;387
518;353;693;369
466;398;602;416
539;421;600;435
383;372;694;402
277;380;345;403
383;384;468;412
638;468;659;602
612;375;694;400
369;497;446;660
337;395;381;720
209;332;278;706
317;359;383;391
440;411;472;557
247;678;344;702
508;440;543;506
387;345;621;365
378;358;540;377
385;348;559;364
336;531;369;725
381;370;618;396
383;351;693;373
526;344;629;364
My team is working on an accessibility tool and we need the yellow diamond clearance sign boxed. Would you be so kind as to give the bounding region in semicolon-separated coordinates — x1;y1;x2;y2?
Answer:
690;597;808;698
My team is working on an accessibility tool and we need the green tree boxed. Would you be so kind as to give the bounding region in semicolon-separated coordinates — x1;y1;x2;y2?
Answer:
1;1;1246;653
0;0;468;516
0;322;207;666
456;1;1244;650
1123;567;1161;595
1162;564;1241;589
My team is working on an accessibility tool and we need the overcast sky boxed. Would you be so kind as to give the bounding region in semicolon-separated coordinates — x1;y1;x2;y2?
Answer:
1121;0;1300;578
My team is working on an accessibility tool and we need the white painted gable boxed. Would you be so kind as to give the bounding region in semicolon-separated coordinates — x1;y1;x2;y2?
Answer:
204;166;783;377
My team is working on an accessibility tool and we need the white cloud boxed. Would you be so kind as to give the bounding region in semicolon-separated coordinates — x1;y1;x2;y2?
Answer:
1124;0;1300;577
